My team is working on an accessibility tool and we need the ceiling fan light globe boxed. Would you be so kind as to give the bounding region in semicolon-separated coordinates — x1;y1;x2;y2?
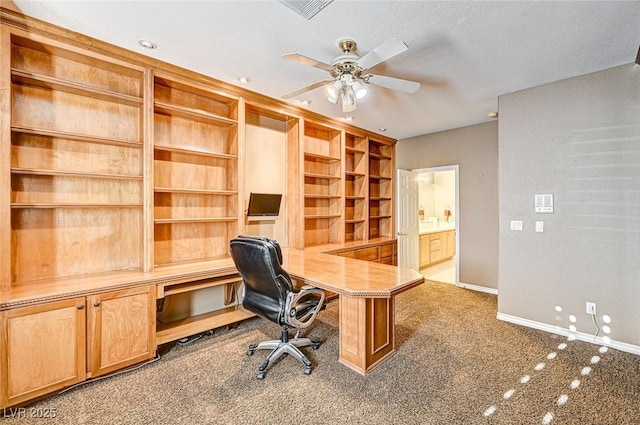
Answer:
352;81;368;100
327;94;338;104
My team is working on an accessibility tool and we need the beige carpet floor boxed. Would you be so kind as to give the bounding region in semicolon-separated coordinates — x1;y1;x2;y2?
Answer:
5;280;639;424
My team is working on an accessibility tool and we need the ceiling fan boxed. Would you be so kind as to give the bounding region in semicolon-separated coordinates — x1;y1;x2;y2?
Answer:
282;37;420;113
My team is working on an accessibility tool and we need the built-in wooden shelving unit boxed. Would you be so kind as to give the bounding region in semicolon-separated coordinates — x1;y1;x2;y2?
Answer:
8;34;145;284
344;133;368;242
0;9;398;409
302;121;344;247
368;139;394;239
152;75;240;266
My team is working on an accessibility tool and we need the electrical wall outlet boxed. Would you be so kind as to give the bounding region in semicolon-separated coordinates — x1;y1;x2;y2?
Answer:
586;302;597;315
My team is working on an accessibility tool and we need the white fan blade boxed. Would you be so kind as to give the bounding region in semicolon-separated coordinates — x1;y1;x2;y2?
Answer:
365;74;420;94
282;79;334;99
357;38;408;70
282;53;333;71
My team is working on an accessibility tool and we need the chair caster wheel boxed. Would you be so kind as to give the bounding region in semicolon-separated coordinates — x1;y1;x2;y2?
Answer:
246;349;254;356
312;343;320;350
304;368;312;375
257;372;265;380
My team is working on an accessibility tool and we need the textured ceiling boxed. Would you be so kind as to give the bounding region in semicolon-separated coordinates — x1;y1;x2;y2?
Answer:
6;0;640;140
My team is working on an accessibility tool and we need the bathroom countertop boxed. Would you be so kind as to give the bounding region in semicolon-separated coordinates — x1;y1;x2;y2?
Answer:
419;222;455;235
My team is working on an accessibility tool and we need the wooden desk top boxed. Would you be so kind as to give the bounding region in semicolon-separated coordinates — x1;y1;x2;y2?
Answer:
0;248;424;309
281;248;424;298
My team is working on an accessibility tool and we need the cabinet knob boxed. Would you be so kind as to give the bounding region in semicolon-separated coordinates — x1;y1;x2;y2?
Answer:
93;301;100;307
77;304;84;310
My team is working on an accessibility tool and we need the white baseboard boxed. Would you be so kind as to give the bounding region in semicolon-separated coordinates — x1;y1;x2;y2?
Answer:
497;312;640;356
458;281;498;295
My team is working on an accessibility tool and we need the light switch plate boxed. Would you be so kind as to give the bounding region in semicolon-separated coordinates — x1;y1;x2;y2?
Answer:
535;194;554;213
535;221;544;232
510;220;523;231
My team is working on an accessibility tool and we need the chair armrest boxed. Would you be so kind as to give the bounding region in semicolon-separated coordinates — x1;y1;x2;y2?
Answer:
284;286;325;329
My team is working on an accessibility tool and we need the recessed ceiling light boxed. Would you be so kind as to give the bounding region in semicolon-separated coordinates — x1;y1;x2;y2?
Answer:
137;39;157;50
300;99;311;105
378;127;387;132
238;77;251;83
488;112;498;118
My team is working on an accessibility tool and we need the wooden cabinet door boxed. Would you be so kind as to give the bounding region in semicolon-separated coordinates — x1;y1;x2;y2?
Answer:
1;298;86;408
419;235;431;268
87;286;156;378
446;231;456;258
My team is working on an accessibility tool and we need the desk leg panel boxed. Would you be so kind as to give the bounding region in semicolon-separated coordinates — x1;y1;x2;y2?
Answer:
338;295;395;375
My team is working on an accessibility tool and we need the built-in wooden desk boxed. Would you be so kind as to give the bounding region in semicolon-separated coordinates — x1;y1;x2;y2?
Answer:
281;248;424;375
0;247;423;408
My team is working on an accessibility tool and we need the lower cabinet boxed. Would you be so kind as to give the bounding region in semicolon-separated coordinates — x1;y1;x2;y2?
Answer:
335;240;397;265
1;286;156;408
419;230;455;269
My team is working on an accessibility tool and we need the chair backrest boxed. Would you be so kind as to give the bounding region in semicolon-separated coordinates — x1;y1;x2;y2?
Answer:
229;236;293;325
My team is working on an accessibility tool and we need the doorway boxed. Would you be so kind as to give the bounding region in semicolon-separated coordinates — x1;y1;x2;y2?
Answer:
413;165;459;285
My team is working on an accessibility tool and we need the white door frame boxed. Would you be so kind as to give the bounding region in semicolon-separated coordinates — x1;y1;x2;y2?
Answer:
412;164;460;286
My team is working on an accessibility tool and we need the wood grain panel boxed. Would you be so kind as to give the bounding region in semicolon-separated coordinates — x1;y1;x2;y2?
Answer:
154;113;235;155
153;222;231;266
339;295;366;371
1;26;12;289
154;155;233;192
12;175;142;205
154;77;235;119
2;298;85;406
12;84;141;142
12;39;142;97
154;192;234;220
304;126;341;158
11;134;142;176
12;209;142;283
369;297;393;361
88;286;155;377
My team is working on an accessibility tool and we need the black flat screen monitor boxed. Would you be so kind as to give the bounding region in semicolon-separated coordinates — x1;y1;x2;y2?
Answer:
247;193;282;218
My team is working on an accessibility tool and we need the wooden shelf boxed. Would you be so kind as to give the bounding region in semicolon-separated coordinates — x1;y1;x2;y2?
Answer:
369;152;393;160
12;69;143;107
154;187;237;195
304;172;341;180
11;126;142;148
304;152;341;162
370;197;392;201
12;203;142;209
154;144;237;160
305;214;342;219
156;307;255;346
304;194;341;199
369;175;392;180
369;215;392;219
345;171;366;177
345;146;366;154
154;217;237;224
346;196;366;200
345;219;366;224
11;167;143;180
155;101;237;126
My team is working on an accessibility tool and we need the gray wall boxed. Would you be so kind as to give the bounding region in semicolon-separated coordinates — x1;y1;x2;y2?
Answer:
397;121;499;289
498;64;640;347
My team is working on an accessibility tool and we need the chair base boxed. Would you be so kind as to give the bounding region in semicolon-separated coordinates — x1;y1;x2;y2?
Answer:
247;329;320;379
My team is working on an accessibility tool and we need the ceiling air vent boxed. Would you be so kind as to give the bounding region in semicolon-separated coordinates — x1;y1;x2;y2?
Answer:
279;0;334;20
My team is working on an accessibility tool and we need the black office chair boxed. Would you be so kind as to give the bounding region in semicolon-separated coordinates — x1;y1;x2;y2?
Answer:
229;236;326;379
